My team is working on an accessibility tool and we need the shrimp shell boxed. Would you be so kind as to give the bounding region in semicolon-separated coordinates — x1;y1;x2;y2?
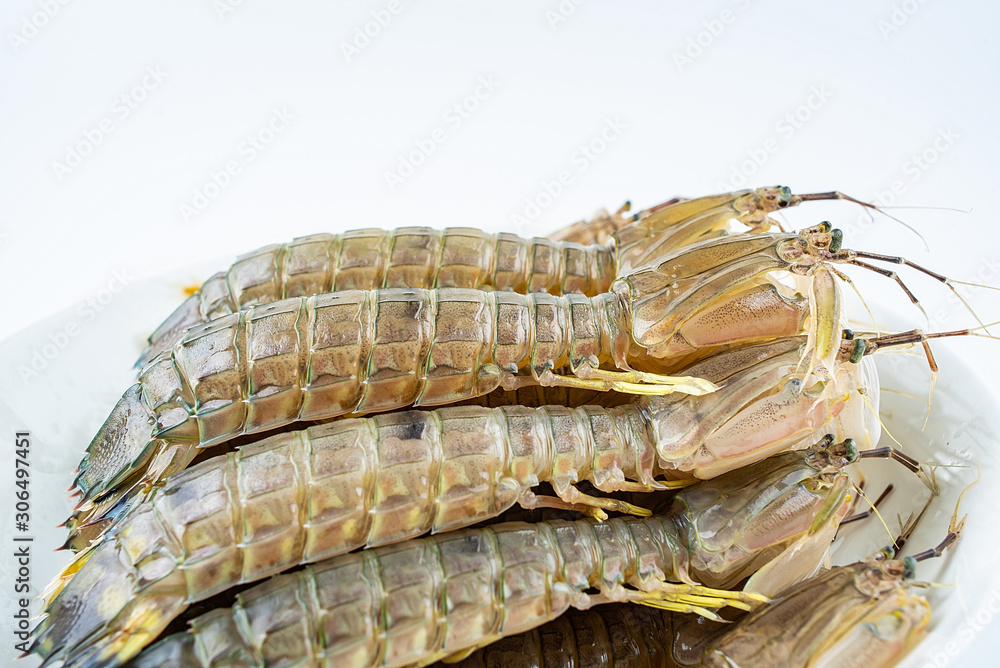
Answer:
36;445;858;667
131;517;703;667
65;334;878;551
142;228;617;366
439;558;932;668
77;287;633;501
139;187;797;366
695;558;931;667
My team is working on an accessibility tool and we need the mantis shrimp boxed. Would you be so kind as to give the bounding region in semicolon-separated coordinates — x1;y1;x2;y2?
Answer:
76;207;982;523
77;220;865;515
427;540;952;667
35;441;872;668
138;187;875;366
65;330;881;550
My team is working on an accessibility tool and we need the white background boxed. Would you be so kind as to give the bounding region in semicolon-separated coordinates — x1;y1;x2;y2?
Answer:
1;1;999;666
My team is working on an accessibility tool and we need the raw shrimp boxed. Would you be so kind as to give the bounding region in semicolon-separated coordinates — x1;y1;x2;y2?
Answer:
75;218;978;531
140;187;866;366
64;332;880;550
430;555;936;668
36;442;863;668
434;501;965;668
74;285;714;510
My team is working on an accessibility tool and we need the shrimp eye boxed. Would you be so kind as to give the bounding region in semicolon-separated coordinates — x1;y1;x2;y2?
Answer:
849;339;867;364
828;438;857;461
829;228;844;253
842;439;858;462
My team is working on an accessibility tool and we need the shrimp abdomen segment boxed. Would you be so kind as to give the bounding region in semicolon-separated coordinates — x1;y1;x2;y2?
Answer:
140;228;615;367
125;517;685;668
81;287;634;508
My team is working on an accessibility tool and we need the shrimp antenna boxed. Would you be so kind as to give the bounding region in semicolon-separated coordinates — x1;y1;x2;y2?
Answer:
859;324;1000;372
856;387;904;449
891;493;936;556
857;446;922;473
856;324;1000;424
848;446;932;548
851;483;896;546
909;531;961;563
845;247;994;336
828;266;881;335
840;483;894;526
877;204;971;215
899;463;976;560
795;191;930;251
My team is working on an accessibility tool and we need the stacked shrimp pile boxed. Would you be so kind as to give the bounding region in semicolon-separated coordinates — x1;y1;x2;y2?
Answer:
31;188;972;667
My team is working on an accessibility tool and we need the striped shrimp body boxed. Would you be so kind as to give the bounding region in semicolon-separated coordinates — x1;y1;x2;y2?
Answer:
698;561;929;667
77;214;968;528
139;225;616;368
65;331;879;549
140;187;847;366
78;223;871;511
439;510;963;668
37;443;861;668
434;556;933;668
74;285;721;509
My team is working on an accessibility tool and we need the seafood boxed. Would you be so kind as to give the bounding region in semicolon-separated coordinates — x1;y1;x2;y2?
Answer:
435;497;965;668
79;218;889;513
140;187;867;366
432;554;938;668
37;442;863;668
74;285;714;511
687;527;963;668
65;332;880;548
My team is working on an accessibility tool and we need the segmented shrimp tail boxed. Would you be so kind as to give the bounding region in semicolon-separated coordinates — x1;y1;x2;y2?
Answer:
39;543;99;609
31;537;185;668
72;384;157;503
